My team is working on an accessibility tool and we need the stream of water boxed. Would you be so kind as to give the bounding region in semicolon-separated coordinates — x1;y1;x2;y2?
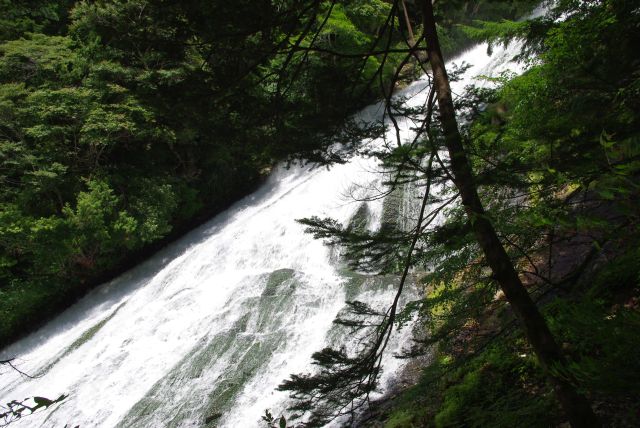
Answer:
0;39;524;427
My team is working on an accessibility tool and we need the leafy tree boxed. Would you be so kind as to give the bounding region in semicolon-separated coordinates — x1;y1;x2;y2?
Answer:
278;0;639;426
419;1;597;424
0;0;410;347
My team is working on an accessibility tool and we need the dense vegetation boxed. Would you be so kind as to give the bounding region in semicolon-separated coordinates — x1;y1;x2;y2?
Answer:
400;1;640;424
0;0;537;348
0;0;403;347
274;0;640;426
3;0;639;426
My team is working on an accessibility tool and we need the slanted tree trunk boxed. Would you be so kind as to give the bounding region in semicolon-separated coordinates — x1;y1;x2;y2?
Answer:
419;1;599;426
400;0;416;47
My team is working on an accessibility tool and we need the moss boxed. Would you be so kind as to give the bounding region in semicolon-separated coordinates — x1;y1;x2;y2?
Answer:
262;268;295;297
119;270;301;427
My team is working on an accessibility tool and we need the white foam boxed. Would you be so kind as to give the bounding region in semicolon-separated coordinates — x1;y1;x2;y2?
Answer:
0;39;526;427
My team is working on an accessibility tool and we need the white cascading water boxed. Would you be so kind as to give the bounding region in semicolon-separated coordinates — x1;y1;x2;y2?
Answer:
0;39;525;427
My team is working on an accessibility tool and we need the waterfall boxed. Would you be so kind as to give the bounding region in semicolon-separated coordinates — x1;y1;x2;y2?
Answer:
0;40;525;427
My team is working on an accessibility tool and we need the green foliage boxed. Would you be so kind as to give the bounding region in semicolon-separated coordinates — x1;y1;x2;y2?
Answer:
2;0;638;425
0;0;407;347
0;0;72;41
434;346;554;428
262;410;288;428
282;0;640;425
548;300;640;397
389;2;640;424
455;0;640;288
381;333;558;428
432;0;540;56
298;215;407;273
384;266;640;427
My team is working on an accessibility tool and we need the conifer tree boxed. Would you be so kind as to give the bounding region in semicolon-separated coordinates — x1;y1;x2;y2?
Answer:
419;1;598;426
279;1;603;426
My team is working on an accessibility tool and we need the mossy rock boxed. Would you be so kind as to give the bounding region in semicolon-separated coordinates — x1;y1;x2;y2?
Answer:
262;268;295;297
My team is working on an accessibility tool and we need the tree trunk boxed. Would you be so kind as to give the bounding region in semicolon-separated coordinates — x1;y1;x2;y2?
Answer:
400;0;416;47
419;1;600;426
